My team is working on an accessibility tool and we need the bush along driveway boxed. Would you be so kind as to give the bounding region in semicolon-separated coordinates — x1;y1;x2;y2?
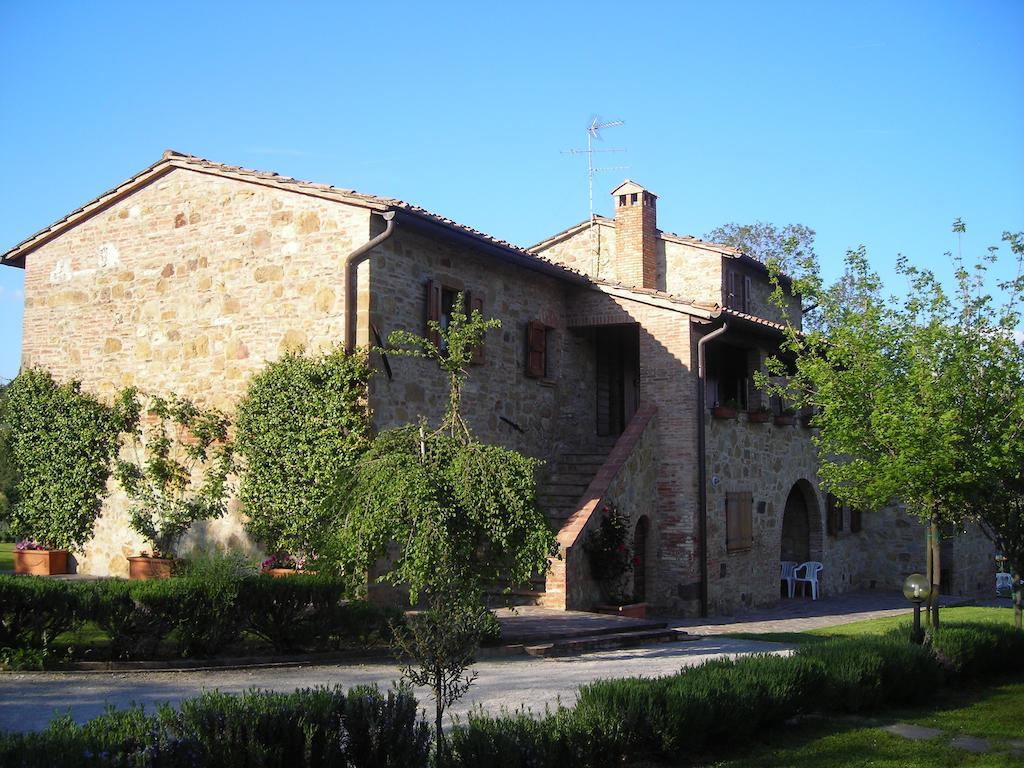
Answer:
1;622;1021;767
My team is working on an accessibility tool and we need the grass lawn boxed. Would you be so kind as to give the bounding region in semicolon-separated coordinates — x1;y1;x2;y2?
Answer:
722;606;1017;647
0;541;13;571
696;676;1024;767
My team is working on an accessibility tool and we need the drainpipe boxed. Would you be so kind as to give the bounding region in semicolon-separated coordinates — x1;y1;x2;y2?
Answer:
344;210;396;352
696;320;729;618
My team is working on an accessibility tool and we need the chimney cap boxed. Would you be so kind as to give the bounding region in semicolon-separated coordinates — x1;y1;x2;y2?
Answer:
610;179;658;198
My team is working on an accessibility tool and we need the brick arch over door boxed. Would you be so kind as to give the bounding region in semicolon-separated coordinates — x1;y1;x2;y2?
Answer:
780;479;824;564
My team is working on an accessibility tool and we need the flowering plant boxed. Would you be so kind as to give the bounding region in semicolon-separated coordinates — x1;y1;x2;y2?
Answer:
15;539;51;551
260;551;309;571
583;504;633;603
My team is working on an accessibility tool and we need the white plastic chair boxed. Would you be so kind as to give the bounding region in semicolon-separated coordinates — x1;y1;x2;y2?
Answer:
996;572;1013;595
780;561;798;598
794;561;823;600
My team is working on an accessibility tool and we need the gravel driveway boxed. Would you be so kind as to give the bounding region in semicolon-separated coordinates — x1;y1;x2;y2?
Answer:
0;637;787;732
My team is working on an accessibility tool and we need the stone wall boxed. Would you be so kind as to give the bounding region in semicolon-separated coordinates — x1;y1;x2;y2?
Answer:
367;226;585;465
704;410;822;613
19;167;373;575
661;238;723;304
566;288;702;613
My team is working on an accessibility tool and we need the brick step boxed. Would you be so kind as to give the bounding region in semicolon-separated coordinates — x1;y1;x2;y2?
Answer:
558;452;611;464
524;629;696;657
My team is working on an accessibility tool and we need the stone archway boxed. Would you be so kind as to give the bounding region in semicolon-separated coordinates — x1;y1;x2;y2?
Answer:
780;480;823;564
633;516;650;603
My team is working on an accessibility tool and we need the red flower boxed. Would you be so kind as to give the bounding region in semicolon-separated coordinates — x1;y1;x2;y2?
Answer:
616;544;626;553
632;555;642;566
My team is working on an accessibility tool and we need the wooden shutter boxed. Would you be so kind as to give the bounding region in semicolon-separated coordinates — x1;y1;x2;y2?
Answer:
468;292;485;366
826;494;840;536
850;507;863;533
726;492;753;552
526;320;546;378
743;276;752;314
726;271;737;309
426;280;441;347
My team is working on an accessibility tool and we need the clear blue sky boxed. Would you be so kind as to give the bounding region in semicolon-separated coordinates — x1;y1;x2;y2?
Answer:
1;1;1021;381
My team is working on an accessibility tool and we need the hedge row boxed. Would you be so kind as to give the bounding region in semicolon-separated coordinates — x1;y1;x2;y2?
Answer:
0;574;402;662
447;623;1024;767
0;624;1020;767
0;685;430;768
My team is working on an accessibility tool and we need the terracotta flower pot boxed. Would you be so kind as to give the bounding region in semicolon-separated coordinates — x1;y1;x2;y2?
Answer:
265;568;300;578
712;406;738;420
774;415;795;426
128;556;175;580
594;602;648;620
14;549;69;576
747;410;771;423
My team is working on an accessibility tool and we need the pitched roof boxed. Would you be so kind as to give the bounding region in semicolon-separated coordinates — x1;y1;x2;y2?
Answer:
529;215;745;258
0;151;587;283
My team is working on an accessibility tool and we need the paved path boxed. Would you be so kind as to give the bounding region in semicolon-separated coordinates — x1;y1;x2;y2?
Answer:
667;590;978;635
0;636;784;732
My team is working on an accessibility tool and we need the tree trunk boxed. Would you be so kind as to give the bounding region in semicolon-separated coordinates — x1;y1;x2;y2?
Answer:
435;665;446;768
926;516;941;628
1014;571;1022;630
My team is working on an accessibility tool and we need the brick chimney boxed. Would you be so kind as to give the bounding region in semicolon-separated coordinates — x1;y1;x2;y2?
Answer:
611;180;658;289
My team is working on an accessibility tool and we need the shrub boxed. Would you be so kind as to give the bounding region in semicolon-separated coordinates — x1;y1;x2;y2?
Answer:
797;633;942;711
0;685;429;768
926;622;1024;682
86;577;179;660
4;369;130;550
0;574;82;651
235;347;373;557
240;574;348;653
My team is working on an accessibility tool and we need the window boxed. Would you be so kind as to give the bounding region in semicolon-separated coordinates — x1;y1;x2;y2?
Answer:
426;280;485;364
826;493;843;536
725;270;753;313
525;320;546;378
726;491;753;552
850;507;863;533
706;342;752;409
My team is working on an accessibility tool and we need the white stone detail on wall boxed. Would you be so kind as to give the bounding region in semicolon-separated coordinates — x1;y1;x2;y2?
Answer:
98;243;121;269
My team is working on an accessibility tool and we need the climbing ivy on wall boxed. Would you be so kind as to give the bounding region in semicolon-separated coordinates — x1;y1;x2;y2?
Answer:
235;347;373;558
4;369;130;550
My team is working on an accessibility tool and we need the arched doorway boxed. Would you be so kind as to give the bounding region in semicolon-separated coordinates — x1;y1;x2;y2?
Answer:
779;480;824;595
633;516;649;603
781;487;811;564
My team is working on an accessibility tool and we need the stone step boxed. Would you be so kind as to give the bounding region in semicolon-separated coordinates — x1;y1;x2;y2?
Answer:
543;471;597;486
558;452;611;464
486;588;546;608
537;482;590;496
524;628;696;657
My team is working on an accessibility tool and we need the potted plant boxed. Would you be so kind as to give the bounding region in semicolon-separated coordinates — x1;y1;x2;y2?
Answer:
114;392;235;579
711;399;739;420
260;551;309;577
747;403;772;424
584;503;646;618
13;539;68;576
775;406;796;426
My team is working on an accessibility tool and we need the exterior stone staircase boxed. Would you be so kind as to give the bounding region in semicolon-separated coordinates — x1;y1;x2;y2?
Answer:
488;437;617;607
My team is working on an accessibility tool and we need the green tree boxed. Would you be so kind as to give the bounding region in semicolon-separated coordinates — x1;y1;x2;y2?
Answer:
976;468;1024;627
235;347;372;560
705;221;816;274
114;392;235;557
0;380;16;531
4;369;130;550
331;294;556;759
761;227;1024;628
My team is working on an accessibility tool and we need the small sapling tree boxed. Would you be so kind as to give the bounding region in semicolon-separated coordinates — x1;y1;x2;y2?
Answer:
331;294;556;761
115;392;235;557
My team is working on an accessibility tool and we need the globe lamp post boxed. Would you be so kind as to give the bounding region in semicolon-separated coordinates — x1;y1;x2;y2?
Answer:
903;573;931;644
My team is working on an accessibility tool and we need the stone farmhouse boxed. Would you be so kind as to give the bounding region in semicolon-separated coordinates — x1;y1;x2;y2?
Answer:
1;151;996;615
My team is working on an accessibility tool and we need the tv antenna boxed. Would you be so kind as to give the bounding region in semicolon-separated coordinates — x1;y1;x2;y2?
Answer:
562;116;627;270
